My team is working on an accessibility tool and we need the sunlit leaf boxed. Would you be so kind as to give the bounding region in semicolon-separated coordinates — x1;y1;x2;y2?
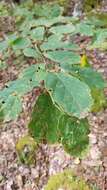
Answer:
30;27;45;41
40;34;79;51
23;47;41;58
44;50;80;65
45;72;93;118
50;24;75;35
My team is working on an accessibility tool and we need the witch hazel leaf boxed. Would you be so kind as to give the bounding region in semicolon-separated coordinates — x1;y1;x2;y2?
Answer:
23;47;41;58
30;27;45;41
19;64;47;83
28;93;63;143
12;37;31;50
50;24;75;35
59;116;90;157
44;50;80;65
45;72;93;118
0;95;22;122
40;34;79;51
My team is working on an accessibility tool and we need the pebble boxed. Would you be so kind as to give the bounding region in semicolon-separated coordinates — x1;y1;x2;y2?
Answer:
90;146;101;160
31;168;39;179
74;158;81;165
89;134;97;144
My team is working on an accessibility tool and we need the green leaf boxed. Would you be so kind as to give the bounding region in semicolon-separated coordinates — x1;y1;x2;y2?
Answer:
30;27;45;41
0;65;47;121
89;42;107;50
34;3;63;18
74;22;94;36
45;72;93;118
7;34;18;45
0;65;46;99
86;13;107;27
59;116;90;157
14;7;33;18
19;64;47;83
40;34;79;51
28;92;90;156
28;93;63;143
89;29;107;49
50;24;75;35
27;16;75;28
44;50;80;65
23;47;41;58
0;95;22;122
12;37;31;50
0;79;35;101
68;67;105;90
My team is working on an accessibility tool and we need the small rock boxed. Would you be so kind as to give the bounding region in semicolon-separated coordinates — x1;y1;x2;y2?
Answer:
89;134;97;144
74;158;81;165
90;146;101;160
31;168;39;179
102;147;107;157
16;175;23;188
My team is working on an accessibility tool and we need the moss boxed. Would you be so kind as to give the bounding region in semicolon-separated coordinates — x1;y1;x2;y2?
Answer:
44;170;91;190
83;0;101;12
91;88;107;112
16;135;38;165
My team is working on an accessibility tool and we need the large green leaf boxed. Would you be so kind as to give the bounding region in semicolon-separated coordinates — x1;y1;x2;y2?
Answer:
40;34;79;51
44;50;80;65
28;92;90;156
45;72;93;118
59;116;90;157
28;93;63;143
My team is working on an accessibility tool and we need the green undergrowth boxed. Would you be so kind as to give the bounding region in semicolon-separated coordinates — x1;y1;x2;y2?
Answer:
0;0;106;158
44;169;91;190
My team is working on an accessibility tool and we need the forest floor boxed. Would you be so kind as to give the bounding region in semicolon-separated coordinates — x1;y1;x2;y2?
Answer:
0;38;107;190
0;2;107;190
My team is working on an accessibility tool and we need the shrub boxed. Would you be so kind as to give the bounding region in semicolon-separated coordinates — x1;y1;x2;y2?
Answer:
0;1;106;157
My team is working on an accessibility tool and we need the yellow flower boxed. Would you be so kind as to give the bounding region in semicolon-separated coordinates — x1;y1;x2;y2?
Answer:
80;54;90;67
